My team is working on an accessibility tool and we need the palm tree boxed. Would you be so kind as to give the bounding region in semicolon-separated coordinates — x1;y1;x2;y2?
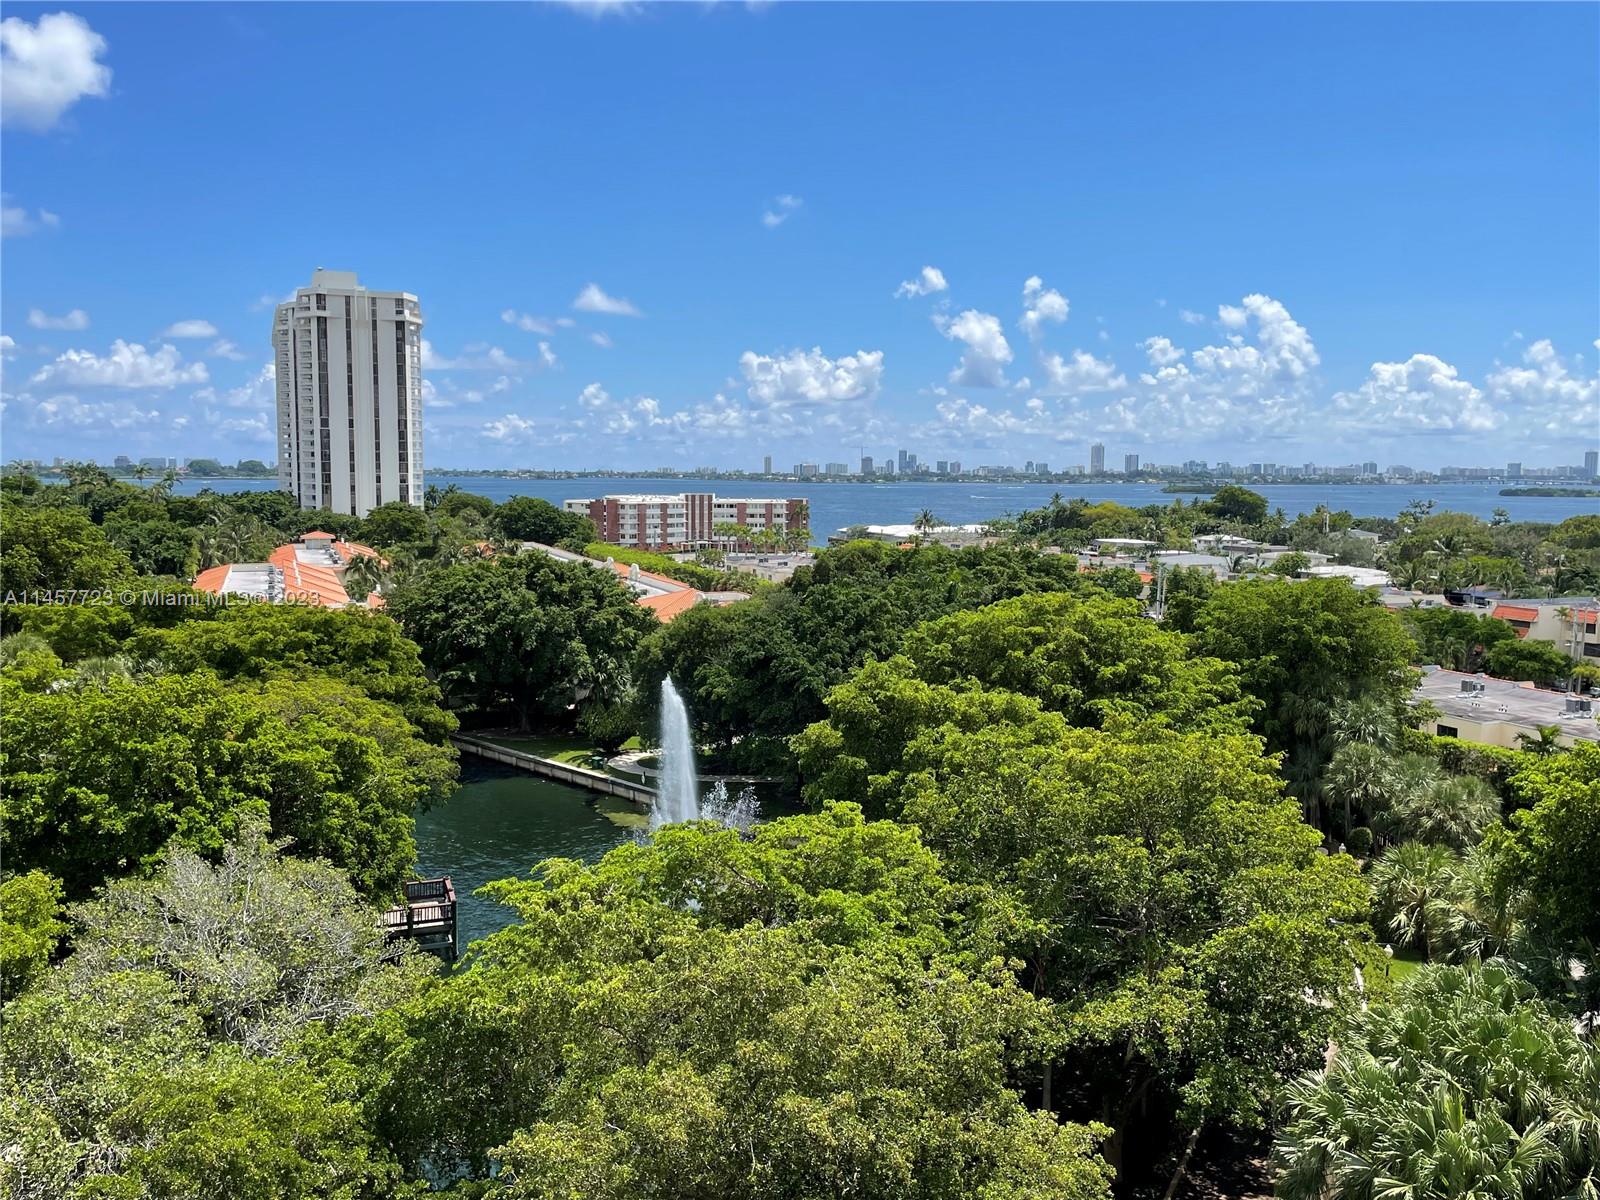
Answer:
343;553;384;600
1329;695;1398;750
1369;842;1461;959
1275;963;1600;1200
1324;742;1398;844
1516;724;1564;756
912;509;939;541
1391;774;1500;852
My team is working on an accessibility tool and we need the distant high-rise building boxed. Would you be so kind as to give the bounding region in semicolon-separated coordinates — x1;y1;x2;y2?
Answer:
1507;461;1522;479
905;452;919;472
763;455;773;474
825;461;848;476
113;455;132;468
794;462;819;477
1035;462;1048;474
948;460;961;475
1090;443;1106;474
897;449;910;473
936;460;949;474
1362;460;1378;476
860;455;874;475
1585;449;1598;478
274;269;423;516
1124;453;1140;474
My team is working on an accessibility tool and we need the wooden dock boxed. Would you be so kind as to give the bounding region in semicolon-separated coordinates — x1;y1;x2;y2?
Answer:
451;735;658;805
382;877;459;963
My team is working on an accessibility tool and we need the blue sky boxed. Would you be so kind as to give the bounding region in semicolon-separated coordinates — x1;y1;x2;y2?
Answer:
3;1;1596;471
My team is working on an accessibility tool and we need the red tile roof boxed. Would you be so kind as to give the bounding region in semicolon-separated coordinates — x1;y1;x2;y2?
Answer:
269;544;350;607
192;565;231;594
638;589;702;622
1493;604;1539;622
300;530;336;540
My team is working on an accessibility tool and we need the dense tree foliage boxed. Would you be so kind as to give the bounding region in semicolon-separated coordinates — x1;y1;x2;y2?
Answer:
1275;963;1600;1200
338;805;1114;1198
794;604;1373;1189
129;603;455;740
387;553;656;730
1400;605;1519;672
0;503;136;595
3;671;454;900
490;494;595;546
0;870;66;998
635;541;1093;772
1;832;429;1200
1184;578;1417;812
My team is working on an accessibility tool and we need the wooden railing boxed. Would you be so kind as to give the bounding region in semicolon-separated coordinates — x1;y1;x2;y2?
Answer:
383;876;458;963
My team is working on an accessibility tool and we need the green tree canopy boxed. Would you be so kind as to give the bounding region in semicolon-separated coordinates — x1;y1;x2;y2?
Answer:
2;671;454;900
386;553;656;730
1203;484;1270;525
338;805;1113;1199
1187;578;1417;810
1275;963;1600;1200
130;603;455;740
492;495;595;545
357;501;431;549
1485;637;1576;686
0;503;136;594
0;830;426;1200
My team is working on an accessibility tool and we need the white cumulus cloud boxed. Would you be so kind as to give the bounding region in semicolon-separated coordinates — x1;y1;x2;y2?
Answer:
937;309;1012;389
739;346;884;406
895;266;948;299
31;340;208;389
1041;348;1126;394
1;195;60;237
1332;354;1500;433
1483;338;1598;437
1;12;111;131
161;319;218;338
1019;276;1069;338
27;307;88;331
573;283;642;317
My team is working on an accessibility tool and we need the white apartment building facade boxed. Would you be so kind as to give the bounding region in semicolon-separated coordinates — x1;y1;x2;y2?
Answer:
274;269;424;516
563;492;807;550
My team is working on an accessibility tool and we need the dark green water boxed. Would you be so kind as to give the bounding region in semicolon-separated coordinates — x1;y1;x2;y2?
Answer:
412;762;648;949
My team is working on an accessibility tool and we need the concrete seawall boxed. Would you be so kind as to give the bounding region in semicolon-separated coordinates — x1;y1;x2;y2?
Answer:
451;735;658;806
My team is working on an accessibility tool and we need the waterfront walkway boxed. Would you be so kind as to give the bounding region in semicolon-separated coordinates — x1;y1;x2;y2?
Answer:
451;735;658;805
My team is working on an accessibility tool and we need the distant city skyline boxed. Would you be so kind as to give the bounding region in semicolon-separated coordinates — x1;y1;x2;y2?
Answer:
2;4;1596;469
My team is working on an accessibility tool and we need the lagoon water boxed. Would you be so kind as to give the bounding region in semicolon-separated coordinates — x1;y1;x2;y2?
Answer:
167;475;1596;541
411;761;643;949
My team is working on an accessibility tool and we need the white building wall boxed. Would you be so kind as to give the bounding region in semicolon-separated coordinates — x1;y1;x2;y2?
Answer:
273;270;423;517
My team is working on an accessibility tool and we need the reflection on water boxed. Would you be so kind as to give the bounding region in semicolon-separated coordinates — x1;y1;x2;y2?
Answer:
411;762;643;949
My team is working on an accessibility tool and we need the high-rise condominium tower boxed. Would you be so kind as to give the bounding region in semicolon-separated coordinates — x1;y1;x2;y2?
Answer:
1089;442;1106;474
273;269;424;516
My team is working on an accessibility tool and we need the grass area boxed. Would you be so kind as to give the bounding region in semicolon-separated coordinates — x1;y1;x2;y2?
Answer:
1385;949;1426;983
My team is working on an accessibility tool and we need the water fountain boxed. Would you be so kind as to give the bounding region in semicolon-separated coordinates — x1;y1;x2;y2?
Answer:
652;677;762;834
653;677;701;829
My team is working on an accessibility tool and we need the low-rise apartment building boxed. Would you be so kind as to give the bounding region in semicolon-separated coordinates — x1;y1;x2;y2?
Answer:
563;492;806;551
1489;597;1599;664
1413;666;1597;749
